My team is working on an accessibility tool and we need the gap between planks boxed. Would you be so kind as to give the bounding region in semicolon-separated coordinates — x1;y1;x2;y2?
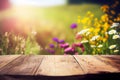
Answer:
73;55;120;74
0;55;44;75
0;55;21;70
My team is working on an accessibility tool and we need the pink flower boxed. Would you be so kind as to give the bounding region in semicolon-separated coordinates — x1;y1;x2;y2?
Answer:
59;43;69;49
64;47;76;54
81;47;85;52
76;34;82;40
74;43;84;48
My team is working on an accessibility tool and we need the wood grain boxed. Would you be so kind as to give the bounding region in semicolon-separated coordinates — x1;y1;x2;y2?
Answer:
74;55;119;74
95;55;120;71
0;55;44;75
0;55;120;77
36;55;84;76
0;55;20;69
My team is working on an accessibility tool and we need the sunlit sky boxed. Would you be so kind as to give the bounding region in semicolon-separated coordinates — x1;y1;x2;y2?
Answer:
10;0;67;7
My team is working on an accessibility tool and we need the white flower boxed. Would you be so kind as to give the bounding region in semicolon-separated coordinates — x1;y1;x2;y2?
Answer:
77;29;89;35
81;40;88;43
114;50;119;53
98;45;103;48
111;23;119;28
109;45;116;49
90;35;100;41
86;32;90;36
108;30;117;35
91;45;96;48
113;35;120;39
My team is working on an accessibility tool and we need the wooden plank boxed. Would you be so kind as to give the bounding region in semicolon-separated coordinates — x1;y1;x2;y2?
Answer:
95;55;120;71
0;55;44;75
0;55;20;69
74;55;119;74
36;55;84;76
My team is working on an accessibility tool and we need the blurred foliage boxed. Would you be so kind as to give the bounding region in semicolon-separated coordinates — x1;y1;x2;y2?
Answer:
1;0;119;55
0;32;40;55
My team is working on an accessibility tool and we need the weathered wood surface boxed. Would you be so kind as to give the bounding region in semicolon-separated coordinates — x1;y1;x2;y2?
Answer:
0;55;120;80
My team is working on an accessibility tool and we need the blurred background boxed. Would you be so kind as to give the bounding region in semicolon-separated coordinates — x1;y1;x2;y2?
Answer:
0;0;119;55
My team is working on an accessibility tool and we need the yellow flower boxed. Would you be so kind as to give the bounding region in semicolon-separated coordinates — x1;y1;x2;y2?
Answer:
101;5;109;12
103;38;107;42
95;28;100;33
105;34;108;39
89;41;96;45
81;17;89;24
103;22;109;31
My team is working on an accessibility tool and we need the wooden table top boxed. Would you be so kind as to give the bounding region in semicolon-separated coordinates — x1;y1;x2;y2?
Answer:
0;55;120;80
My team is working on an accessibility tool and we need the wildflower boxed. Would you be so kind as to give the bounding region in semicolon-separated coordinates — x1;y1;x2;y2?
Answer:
109;45;116;49
81;40;88;43
53;38;59;43
86;32;90;36
108;30;117;35
89;41;96;45
74;43;84;48
77;29;89;35
59;40;65;44
75;34;82;40
111;23;119;28
101;14;109;22
90;35;100;41
70;23;77;29
91;45;96;48
103;38;107;42
112;35;120;39
98;45;103;48
81;47;85;52
114;50;119;53
64;47;75;54
101;5;109;12
49;44;55;48
59;43;69;49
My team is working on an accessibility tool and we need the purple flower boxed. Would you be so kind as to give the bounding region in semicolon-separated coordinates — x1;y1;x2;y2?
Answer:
64;47;75;54
47;49;55;54
60;43;69;49
70;23;77;29
53;37;59;43
59;40;65;44
49;44;55;48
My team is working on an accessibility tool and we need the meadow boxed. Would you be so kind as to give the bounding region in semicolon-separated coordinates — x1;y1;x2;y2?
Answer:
1;2;119;55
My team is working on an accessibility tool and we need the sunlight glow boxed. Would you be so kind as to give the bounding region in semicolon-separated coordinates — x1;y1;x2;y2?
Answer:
10;0;66;7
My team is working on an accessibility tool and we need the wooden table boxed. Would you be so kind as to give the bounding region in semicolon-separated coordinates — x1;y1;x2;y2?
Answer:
0;55;120;80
